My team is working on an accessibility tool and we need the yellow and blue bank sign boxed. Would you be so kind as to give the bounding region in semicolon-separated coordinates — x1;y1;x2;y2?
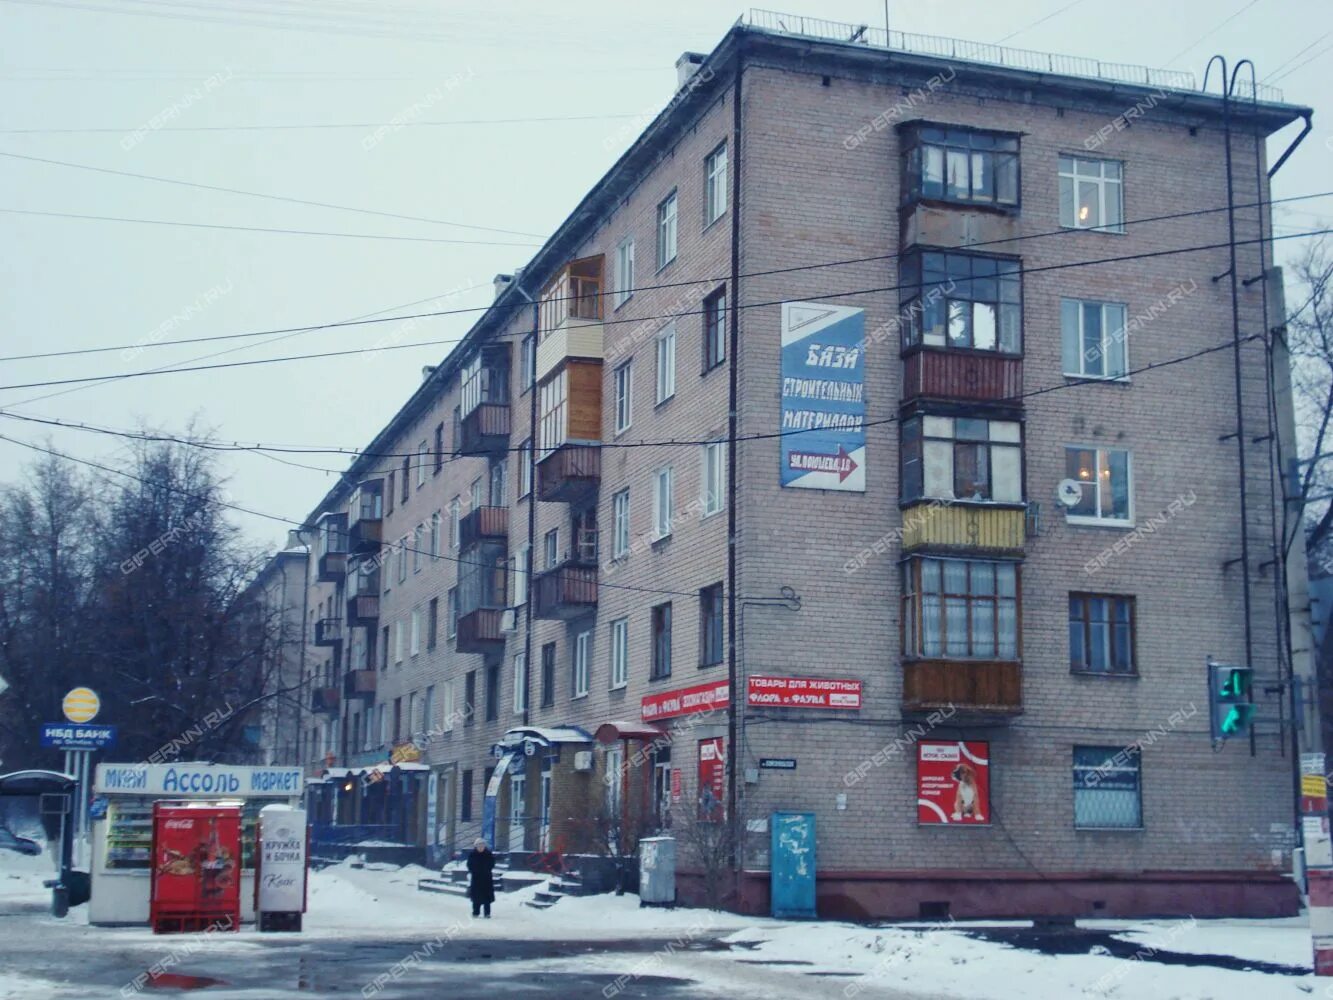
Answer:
780;302;867;492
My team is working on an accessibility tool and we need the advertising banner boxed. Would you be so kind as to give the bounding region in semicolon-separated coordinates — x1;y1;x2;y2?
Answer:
780;302;866;492
97;763;303;798
747;676;862;709
641;680;730;722
257;805;307;914
41;722;117;750
917;741;990;825
149;803;241;927
698;738;726;821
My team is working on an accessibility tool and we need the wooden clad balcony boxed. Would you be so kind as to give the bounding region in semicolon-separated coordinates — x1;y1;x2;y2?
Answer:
347;481;384;555
348;516;382;555
900;502;1026;555
347;594;379;626
456;607;507;654
317;550;347;582
313;618;343;647
460;402;511;456
343;669;376;701
532;562;598;620
316;512;349;581
311;686;341;715
459;505;509;550
536;444;601;504
902;659;1022;716
901;349;1022;404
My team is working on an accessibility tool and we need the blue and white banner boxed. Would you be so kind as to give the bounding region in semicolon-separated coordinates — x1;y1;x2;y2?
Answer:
780;302;866;491
41;722;116;751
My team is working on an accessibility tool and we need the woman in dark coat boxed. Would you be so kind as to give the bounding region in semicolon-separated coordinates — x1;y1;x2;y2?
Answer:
466;839;496;918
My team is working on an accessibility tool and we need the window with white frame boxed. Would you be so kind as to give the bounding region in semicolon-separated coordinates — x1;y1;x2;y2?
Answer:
656;324;676;403
704;142;727;225
416;441;428;486
544;528;559;569
396;540;407;583
614;361;632;434
573;630;590;697
413;523;424;572
518;439;533;497
653;466;674;539
610;618;628;688
442;679;455;731
1065;446;1132;524
520;334;536;390
410;609;420;656
513;652;527;714
447;587;458;638
538;370;567;458
513;543;531;605
1061;299;1129;379
612;489;630;558
614;238;635;308
702;441;725;515
1059;156;1124;233
394;620;404;663
489;460;506;506
429;511;440;560
900;415;1023;503
423;685;435;734
450;497;461;548
657;190;678;269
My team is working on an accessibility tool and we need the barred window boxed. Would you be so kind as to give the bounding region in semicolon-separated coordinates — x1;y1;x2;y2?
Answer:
1073;746;1141;829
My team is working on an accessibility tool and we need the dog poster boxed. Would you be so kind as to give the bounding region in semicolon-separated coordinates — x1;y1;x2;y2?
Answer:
917;741;990;825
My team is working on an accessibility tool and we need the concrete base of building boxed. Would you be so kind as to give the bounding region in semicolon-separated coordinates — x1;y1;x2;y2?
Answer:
677;868;1300;920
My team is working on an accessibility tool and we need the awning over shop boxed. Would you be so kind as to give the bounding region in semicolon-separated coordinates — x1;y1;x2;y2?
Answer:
493;725;594;752
308;762;430;783
594;721;666;744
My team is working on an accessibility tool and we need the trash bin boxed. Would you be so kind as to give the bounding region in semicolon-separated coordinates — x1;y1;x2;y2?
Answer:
51;883;69;918
638;836;676;907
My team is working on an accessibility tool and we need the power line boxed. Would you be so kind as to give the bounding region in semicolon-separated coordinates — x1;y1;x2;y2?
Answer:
0;150;547;237
0;112;653;135
3;189;1329;365
1161;0;1264;67
0;226;1324;394
994;0;1089;45
0;207;543;246
1259;30;1331;83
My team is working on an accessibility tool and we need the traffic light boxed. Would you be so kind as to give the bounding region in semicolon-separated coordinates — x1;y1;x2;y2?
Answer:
1208;660;1255;741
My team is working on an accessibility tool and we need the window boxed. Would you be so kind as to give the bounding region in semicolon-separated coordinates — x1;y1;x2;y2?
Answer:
396;539;407;583
464;671;476;726
902;124;1019;208
1062;299;1128;379
513;652;528;714
901;557;1019;660
538;370;567;458
408;692;418;736
1065;447;1132;524
392;697;402;741
1073;746;1141;829
470;477;483;513
394;620;404;664
417;441;428;486
429;511;441;560
899;250;1021;353
704;142;727;225
651;602;672;679
614;238;635;308
900;415;1023;503
518;439;533;498
572;631;590;697
513;543;531;605
702;441;725;515
702;287;726;371
380;626;389;672
1070;595;1136;675
413;523;424;572
443;679;456;731
423;685;435;735
427;597;439;650
541;643;556;707
460;769;473;820
656;325;676;403
452;405;461;450
605;746;624;814
485;662;500;722
610;618;628;688
489;460;506;506
656;191;678;269
434;422;444;473
614;361;633;434
401;455;410;502
699;583;724;667
450;497;461;548
520;334;536;390
410;609;421;656
653;467;674;539
1060;156;1123;233
544;528;559;569
386;471;395;514
612;489;630;558
447;587;458;638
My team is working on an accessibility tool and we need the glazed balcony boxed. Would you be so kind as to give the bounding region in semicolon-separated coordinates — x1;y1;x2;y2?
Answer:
459;505;509;551
347;480;384;555
536;443;601;505
901;349;1023;404
343;669;377;701
459;344;511;456
459;402;511;456
536;256;604;383
313;618;344;647
315;512;349;581
902;659;1022;717
346;567;381;627
456;608;507;654
311;686;341;715
900;502;1027;555
532;560;598;621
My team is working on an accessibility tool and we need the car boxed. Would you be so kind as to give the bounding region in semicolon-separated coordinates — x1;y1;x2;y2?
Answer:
0;827;42;856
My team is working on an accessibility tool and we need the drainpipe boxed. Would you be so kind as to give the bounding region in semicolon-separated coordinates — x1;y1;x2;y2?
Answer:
292;530;311;769
508;278;539;730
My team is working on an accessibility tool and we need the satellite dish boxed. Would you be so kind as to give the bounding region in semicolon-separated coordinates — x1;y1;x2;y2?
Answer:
1056;478;1084;508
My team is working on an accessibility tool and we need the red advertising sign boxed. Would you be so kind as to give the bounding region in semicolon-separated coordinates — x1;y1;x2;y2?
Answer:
698;738;726;821
917;741;990;826
150;802;242;931
670;768;682;803
747;675;862;709
641;680;730;722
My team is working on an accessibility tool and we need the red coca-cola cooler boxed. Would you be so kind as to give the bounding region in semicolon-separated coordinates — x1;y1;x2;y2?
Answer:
149;802;241;934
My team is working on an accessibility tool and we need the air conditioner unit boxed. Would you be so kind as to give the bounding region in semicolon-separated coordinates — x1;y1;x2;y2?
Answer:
499;608;518;633
573;751;593;772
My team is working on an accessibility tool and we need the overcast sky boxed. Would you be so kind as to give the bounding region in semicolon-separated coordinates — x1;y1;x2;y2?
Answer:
1;0;1329;552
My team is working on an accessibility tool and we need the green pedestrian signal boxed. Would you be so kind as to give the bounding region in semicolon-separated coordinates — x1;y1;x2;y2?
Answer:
1208;660;1255;741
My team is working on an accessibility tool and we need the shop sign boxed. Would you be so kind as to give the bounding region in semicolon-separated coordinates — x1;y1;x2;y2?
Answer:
747;676;862;709
641;680;729;722
96;763;303;797
917;741;990;826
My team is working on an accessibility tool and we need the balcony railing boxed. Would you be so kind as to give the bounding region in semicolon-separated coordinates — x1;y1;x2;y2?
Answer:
899;502;1027;554
456;607;508;654
902;659;1022;716
459;505;509;550
347;585;380;627
901;349;1023;404
343;669;377;701
459;402;511;456
311;686;341;715
314;618;344;647
317;549;348;582
536;443;601;504
532;561;598;620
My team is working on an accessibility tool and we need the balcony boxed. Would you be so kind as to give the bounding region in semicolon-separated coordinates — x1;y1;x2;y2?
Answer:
347;593;380;627
902;659;1022;717
537;443;601;504
315;512;348;581
459;505;509;551
459;402;511;456
343;669;377;701
900;502;1026;555
532;561;598;620
347;480;384;555
456;607;507;654
536;255;604;383
311;686;341;715
901;349;1022;404
899;201;1022;252
313;618;344;647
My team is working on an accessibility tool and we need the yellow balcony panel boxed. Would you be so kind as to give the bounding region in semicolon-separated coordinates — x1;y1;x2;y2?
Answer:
535;319;603;384
900;501;1026;554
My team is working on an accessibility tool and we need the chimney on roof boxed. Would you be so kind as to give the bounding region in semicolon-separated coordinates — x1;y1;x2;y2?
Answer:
422;365;436;383
493;273;514;300
676;52;705;90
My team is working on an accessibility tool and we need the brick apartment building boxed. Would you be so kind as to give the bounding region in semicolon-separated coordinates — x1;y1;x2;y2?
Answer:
285;12;1318;918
